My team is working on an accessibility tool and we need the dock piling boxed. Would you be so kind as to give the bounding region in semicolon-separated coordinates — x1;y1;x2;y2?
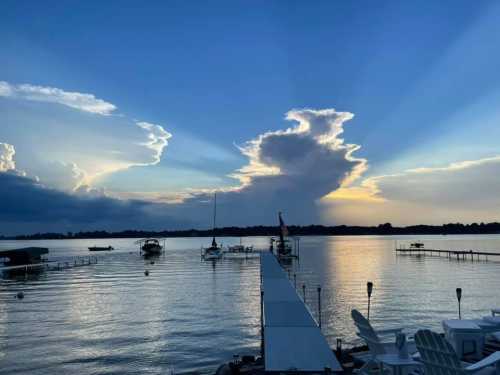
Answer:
456;288;462;319
367;281;373;321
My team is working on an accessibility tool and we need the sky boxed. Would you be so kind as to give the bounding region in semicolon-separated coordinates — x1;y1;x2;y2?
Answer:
2;1;500;234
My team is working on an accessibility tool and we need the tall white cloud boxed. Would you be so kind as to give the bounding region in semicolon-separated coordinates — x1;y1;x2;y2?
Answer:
176;108;367;225
0;142;16;172
234;108;366;192
0;81;116;115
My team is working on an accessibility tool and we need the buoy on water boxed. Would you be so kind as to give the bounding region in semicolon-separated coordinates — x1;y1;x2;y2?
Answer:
144;270;149;276
16;292;24;299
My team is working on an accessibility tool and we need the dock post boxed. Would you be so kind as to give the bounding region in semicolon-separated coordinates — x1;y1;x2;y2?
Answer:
367;282;373;321
317;286;322;329
336;338;342;357
302;284;306;303
294;273;297;289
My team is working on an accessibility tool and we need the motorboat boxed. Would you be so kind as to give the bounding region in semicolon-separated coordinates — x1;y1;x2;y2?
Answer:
88;246;114;251
137;238;165;256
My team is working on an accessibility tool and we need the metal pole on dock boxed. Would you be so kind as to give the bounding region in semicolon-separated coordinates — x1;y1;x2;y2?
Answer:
367;281;373;321
317;286;322;329
302;284;306;303
293;273;297;289
456;288;462;319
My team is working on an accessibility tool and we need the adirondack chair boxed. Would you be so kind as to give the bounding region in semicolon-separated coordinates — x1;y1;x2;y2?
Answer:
351;309;416;373
415;330;500;375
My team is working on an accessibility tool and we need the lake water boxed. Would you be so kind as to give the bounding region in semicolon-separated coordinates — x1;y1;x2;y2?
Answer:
1;235;500;374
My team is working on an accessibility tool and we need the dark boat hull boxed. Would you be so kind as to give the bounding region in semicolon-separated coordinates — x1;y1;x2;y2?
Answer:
142;245;162;255
88;246;113;251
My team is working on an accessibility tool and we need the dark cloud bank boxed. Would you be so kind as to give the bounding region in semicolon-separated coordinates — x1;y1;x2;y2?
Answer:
0;172;193;235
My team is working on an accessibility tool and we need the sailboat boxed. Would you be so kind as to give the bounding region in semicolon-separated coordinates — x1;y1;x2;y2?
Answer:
202;193;223;260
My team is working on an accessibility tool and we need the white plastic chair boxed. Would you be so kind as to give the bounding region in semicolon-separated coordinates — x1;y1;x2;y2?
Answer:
352;309;416;373
415;329;500;375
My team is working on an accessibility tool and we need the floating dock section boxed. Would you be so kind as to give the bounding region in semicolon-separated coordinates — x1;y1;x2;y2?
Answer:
260;252;342;373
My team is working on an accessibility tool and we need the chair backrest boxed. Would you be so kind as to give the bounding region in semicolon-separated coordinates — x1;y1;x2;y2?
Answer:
414;330;464;375
351;309;386;355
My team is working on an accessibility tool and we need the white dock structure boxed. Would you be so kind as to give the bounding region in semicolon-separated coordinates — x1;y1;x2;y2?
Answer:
260;252;342;373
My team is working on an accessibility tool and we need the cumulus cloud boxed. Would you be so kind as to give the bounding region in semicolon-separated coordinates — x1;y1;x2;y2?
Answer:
233;109;366;189
325;156;500;225
0;81;173;190
0;81;116;115
175;108;367;225
0;142;16;171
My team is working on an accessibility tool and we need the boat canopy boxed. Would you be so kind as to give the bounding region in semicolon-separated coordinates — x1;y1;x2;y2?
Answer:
0;247;49;266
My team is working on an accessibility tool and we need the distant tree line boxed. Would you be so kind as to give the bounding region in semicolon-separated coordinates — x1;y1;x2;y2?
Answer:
3;222;500;240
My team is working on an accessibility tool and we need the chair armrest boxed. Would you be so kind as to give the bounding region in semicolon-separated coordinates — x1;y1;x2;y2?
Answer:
465;352;500;372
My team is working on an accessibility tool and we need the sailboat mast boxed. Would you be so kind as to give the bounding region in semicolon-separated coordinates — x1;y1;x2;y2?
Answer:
213;193;217;231
211;193;217;246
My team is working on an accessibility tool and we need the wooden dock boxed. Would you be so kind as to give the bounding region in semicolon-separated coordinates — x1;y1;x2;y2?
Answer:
395;247;500;261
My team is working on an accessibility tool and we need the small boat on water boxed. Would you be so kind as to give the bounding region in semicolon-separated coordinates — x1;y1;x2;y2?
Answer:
202;193;222;260
203;237;223;260
88;246;114;251
136;238;165;256
410;242;425;249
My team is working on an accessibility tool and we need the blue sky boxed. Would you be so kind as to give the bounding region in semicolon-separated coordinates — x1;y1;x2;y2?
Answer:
2;1;500;233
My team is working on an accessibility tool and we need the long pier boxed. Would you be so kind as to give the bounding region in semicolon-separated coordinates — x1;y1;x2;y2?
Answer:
260;252;342;373
395;247;500;261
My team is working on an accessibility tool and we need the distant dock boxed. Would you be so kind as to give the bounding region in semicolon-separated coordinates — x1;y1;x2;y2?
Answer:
0;247;98;275
1;256;98;273
395;245;500;261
